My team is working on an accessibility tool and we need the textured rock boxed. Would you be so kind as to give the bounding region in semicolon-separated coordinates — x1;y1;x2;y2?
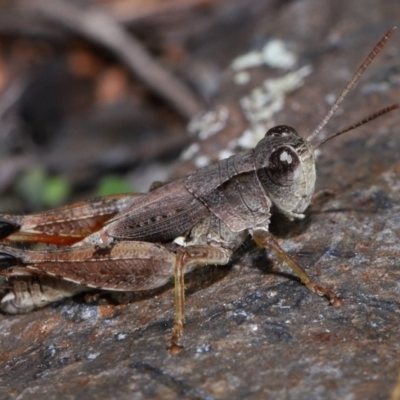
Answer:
1;1;400;399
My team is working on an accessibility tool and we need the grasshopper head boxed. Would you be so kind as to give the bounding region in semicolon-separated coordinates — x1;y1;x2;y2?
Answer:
253;125;315;220
253;28;399;221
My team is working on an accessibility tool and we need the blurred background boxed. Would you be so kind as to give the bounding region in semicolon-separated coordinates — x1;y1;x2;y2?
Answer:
0;0;395;215
1;1;400;399
0;0;282;212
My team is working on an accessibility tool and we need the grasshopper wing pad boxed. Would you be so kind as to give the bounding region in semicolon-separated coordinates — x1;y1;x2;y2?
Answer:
0;242;175;291
185;152;271;232
0;194;142;245
106;179;208;242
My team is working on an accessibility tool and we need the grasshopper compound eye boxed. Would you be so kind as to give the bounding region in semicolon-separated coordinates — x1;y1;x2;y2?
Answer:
265;146;301;187
265;125;299;138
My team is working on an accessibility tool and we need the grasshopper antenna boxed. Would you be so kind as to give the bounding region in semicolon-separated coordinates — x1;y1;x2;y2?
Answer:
306;26;397;148
314;102;400;148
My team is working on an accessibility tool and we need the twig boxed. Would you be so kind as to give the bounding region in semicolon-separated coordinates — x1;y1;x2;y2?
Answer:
22;0;203;120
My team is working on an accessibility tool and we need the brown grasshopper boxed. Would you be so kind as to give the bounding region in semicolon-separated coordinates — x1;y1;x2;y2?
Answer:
0;28;398;353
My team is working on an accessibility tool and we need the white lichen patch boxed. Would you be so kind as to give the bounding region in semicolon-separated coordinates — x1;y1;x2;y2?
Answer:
261;39;297;70
238;65;313;145
240;90;284;125
218;149;235;160
181;45;312;168
231;39;297;71
264;65;312;95
231;50;264;71
236;129;256;148
187;106;229;140
233;71;251;85
228;126;266;151
195;155;211;168
180;142;200;161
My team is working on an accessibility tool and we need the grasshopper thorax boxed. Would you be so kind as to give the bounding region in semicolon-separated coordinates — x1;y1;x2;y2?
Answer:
253;125;316;220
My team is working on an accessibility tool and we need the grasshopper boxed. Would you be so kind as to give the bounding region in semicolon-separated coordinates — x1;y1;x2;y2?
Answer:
0;28;398;353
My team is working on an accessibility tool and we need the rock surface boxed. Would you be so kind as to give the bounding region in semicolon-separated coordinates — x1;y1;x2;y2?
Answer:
1;1;400;399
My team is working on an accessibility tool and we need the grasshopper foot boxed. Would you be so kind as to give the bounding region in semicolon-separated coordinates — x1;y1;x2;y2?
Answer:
306;281;343;307
169;323;184;354
169;342;183;355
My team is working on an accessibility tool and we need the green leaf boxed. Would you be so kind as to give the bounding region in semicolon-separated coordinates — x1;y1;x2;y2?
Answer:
42;175;71;207
96;175;133;196
15;167;47;208
15;168;71;209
